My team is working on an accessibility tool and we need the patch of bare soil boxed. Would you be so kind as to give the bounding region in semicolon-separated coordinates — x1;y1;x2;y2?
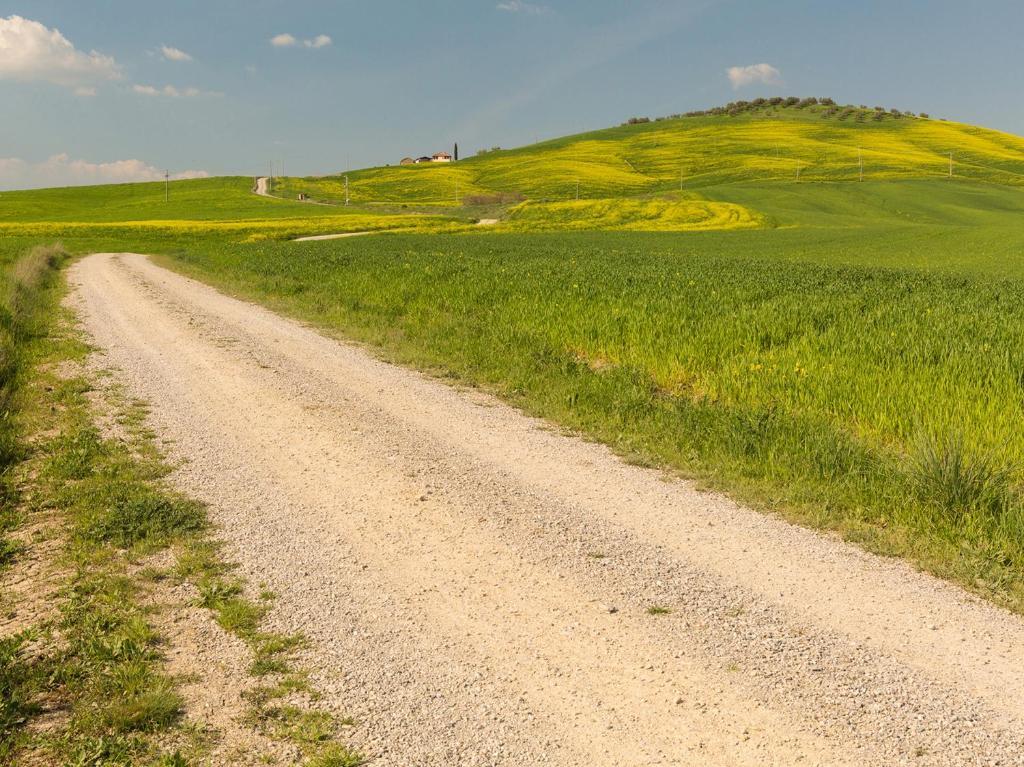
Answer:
0;513;64;636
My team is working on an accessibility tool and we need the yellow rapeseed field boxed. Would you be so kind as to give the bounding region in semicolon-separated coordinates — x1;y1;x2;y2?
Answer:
502;197;761;232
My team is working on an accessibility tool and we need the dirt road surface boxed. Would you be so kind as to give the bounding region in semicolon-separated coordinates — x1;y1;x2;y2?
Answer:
254;176;334;206
70;253;1024;767
292;231;375;242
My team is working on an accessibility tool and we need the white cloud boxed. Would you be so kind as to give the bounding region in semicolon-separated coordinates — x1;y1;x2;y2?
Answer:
272;32;332;49
0;15;120;89
727;63;782;90
496;1;549;13
0;153;208;191
304;34;332;49
270;33;297;47
74;85;96;97
160;45;192;62
133;83;219;98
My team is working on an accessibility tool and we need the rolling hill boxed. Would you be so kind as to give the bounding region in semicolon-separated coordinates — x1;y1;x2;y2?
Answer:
276;98;1024;231
362;100;1024;196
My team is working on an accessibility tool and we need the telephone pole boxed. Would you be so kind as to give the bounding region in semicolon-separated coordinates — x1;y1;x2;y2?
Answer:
344;175;350;206
164;170;169;202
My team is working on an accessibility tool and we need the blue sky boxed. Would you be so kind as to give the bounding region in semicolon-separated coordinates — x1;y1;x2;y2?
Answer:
1;0;1022;188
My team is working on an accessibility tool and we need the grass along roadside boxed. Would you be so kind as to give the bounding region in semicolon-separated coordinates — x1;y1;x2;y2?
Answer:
0;245;67;576
0;245;362;765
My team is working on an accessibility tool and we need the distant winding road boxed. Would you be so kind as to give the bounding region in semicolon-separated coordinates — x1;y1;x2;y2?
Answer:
253;176;332;206
69;252;1024;766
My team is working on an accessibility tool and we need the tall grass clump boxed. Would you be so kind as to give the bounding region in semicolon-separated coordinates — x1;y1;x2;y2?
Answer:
908;432;1016;525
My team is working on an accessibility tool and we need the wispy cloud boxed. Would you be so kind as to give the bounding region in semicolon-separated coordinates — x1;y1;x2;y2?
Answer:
726;63;782;89
271;33;332;49
496;0;550;14
132;83;219;98
160;45;193;62
0;153;207;191
304;34;332;49
0;15;120;90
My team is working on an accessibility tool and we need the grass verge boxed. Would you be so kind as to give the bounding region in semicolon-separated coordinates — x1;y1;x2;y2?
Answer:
0;245;362;765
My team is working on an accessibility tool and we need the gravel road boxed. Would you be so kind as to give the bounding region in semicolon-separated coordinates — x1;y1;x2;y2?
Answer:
292;231;374;242
69;253;1024;767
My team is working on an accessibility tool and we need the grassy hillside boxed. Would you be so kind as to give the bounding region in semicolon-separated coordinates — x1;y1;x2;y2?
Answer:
0;177;288;222
288;100;1024;206
0;176;470;241
705;178;1024;228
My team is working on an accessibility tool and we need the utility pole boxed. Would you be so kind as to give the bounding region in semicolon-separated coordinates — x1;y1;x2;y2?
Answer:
344;175;350;206
164;170;169;202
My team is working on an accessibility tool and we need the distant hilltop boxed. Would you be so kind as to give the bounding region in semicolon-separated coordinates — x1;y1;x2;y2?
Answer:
624;96;937;125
